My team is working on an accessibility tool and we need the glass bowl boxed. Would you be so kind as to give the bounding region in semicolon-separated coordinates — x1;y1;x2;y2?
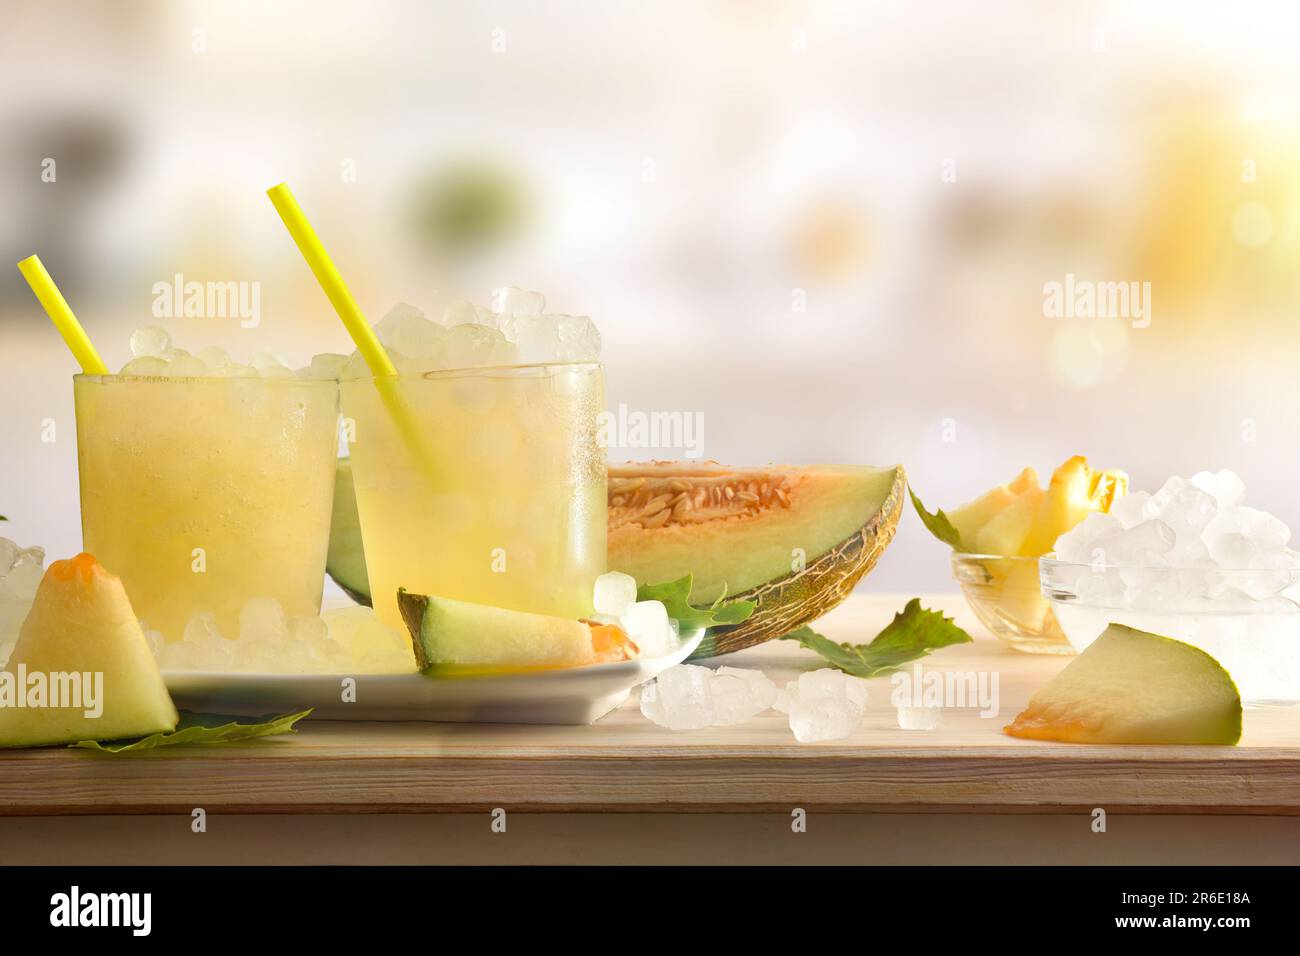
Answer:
951;552;1073;654
1039;556;1300;704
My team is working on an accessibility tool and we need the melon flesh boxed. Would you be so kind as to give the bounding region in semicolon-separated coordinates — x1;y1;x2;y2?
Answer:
948;467;1039;547
608;463;901;605
326;458;371;605
398;590;597;674
1020;456;1127;556
0;553;179;748
1005;623;1241;744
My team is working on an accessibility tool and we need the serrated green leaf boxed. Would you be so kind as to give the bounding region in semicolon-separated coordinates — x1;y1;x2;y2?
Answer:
637;575;756;630
781;599;972;677
909;488;964;550
71;709;312;753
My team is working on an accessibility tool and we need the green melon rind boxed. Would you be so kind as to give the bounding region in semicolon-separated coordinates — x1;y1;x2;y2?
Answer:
689;466;906;659
326;458;372;606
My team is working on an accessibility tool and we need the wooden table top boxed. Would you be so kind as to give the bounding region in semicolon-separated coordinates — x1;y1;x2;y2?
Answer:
1;593;1296;816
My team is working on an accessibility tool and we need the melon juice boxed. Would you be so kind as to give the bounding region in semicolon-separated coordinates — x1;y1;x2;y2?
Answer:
341;362;606;629
73;328;340;641
337;290;607;630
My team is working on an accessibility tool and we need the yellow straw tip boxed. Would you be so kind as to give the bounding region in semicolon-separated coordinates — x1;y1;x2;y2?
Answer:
17;254;39;269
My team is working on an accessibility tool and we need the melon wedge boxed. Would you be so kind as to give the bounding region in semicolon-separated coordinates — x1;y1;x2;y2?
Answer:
326;458;371;605
1020;456;1128;556
607;462;905;656
971;484;1045;556
1005;623;1241;745
948;467;1039;547
398;590;630;674
0;553;179;748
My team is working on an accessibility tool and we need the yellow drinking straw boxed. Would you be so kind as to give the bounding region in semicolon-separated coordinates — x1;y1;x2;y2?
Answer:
17;254;110;375
266;182;437;473
266;183;396;377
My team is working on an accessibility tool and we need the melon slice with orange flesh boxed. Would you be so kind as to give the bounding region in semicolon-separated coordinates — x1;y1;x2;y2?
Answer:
0;553;178;748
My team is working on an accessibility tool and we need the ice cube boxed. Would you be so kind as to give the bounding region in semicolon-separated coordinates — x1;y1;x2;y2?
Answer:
391;315;445;360
508;315;563;363
623;599;675;656
1096;519;1174;566
3;546;44;600
120;356;169;376
795;668;868;712
1158;486;1217;538
1190;470;1246;510
789;696;861;742
593;571;638;617
167;354;210;377
373;303;428;348
239;597;290;643
1152;475;1190;509
1209;532;1258;568
130;325;172;358
1238;507;1290;549
0;539;17;577
553;314;602;362
896;705;943;730
640;664;715;729
196;345;232;368
301;352;350;381
183;611;225;644
440;300;480;328
714;666;778;711
493;286;546;318
709;673;765;726
1110;491;1155;529
445;323;505;368
251;351;292;374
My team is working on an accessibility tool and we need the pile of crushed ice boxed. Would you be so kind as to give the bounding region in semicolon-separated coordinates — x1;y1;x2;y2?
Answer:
119;326;312;379
639;664;927;742
336;287;601;378
117;286;600;381
151;601;416;674
0;538;45;667
1052;470;1300;609
590;571;680;657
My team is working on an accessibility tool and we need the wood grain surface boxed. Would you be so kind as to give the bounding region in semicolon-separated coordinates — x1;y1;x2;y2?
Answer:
0;593;1296;815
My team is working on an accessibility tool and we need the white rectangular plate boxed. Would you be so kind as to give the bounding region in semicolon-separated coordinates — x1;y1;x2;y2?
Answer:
164;629;703;725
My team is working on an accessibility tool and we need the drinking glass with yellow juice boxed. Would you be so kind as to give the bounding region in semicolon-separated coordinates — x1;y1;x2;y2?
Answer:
74;362;339;641
341;360;606;629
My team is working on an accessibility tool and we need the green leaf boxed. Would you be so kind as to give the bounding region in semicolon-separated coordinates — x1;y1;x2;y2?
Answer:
637;574;756;630
781;599;972;678
71;709;312;753
909;488;964;550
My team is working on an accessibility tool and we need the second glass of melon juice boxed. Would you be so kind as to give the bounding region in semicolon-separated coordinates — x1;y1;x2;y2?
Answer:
341;362;606;629
74;373;340;641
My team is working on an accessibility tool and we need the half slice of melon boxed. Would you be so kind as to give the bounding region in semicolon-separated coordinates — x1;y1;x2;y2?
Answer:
607;462;905;657
0;553;179;748
398;590;636;675
1005;623;1241;745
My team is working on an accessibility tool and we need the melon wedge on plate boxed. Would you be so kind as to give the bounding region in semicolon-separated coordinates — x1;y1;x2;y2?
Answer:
0;553;178;748
397;590;638;675
1005;623;1241;745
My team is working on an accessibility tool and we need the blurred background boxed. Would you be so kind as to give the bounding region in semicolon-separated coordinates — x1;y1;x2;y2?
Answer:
2;0;1300;592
